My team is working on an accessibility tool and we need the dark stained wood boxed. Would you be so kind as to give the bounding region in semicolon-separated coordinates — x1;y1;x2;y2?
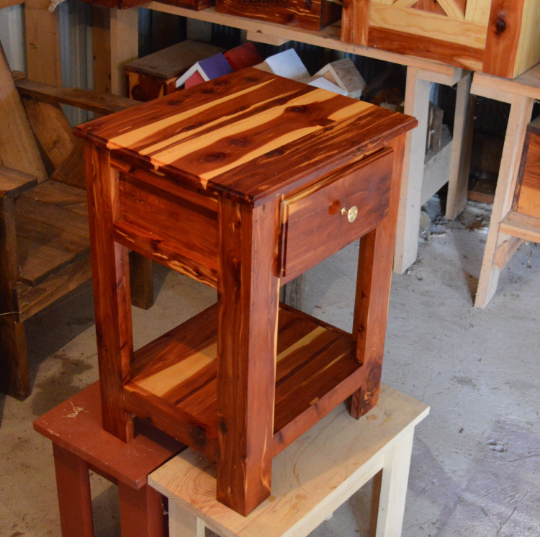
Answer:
0;195;29;399
50;141;86;189
279;149;393;282
341;0;371;45
118;483;167;537
216;0;340;30
16;77;139;115
367;27;485;71
85;142;134;442
484;0;525;79
351;135;406;419
73;69;416;207
129;252;154;310
0;166;38;198
150;0;214;10
216;197;280;515
53;444;94;537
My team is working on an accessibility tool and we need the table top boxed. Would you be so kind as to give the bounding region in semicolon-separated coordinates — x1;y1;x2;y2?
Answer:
34;382;184;489
149;384;429;537
74;69;416;206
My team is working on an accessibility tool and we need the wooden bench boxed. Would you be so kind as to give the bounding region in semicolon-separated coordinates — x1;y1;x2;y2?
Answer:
471;62;540;308
150;384;429;537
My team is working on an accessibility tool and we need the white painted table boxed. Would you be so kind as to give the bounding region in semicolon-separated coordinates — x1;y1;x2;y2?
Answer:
149;384;429;537
471;63;540;308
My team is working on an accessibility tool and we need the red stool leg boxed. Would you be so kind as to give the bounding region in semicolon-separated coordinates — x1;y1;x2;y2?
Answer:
119;482;167;537
53;444;94;537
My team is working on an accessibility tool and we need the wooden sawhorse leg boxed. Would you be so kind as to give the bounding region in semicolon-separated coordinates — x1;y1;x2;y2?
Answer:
474;94;535;308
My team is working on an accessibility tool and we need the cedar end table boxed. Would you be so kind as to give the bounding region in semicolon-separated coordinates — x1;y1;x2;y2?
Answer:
74;68;417;516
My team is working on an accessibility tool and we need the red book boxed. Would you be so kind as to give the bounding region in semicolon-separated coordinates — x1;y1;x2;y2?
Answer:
224;42;263;72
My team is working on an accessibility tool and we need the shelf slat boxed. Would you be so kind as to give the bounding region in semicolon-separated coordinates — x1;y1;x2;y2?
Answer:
125;303;361;458
500;210;540;244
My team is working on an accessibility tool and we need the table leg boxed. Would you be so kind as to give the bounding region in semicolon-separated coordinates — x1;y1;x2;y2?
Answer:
394;67;431;274
216;197;280;516
85;143;134;442
446;73;476;220
169;501;205;537
119;483;167;537
351;135;406;418
53;444;94;537
375;428;415;537
475;94;534;308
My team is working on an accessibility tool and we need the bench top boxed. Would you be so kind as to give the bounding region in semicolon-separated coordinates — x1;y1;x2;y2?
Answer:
74;69;416;206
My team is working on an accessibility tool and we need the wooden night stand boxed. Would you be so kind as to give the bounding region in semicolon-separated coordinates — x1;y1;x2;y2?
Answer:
74;68;417;516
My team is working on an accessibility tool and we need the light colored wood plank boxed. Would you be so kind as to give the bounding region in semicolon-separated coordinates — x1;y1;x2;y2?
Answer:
446;72;475;219
369;4;487;50
375;427;414;537
0;43;48;183
493;235;523;270
421;136;452;206
475;95;535;308
246;30;289;46
146;3;460;76
110;8;139;96
465;0;491;25
150;384;429;537
394;68;431;274
169;502;205;537
499;210;540;244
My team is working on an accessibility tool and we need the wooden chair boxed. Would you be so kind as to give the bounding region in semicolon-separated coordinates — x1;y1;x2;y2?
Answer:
0;43;153;400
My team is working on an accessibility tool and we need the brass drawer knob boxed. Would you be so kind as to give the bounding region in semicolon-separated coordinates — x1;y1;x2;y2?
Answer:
341;206;358;223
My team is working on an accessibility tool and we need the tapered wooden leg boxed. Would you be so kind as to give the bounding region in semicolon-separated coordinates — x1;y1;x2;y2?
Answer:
0;196;30;399
85;142;134;442
375;428;415;537
169;501;205;537
216;197;280;516
119;483;167;537
394;68;431;274
130;252;154;310
446;73;476;220
53;444;94;537
475;95;534;308
351;136;406;419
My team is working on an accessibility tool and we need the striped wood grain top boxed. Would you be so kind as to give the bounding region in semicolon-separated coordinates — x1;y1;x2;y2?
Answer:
74;69;416;205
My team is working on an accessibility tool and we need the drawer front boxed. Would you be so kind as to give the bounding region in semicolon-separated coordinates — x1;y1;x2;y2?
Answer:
279;148;393;282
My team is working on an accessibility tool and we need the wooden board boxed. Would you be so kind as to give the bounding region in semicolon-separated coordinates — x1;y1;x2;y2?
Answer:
125;304;360;462
74;69;416;207
34;382;184;490
149;384;429;537
499;210;540;243
216;0;341;31
0;167;38;198
513;116;540;219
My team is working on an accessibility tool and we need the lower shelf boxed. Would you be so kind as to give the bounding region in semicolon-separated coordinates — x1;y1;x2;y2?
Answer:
125;303;362;460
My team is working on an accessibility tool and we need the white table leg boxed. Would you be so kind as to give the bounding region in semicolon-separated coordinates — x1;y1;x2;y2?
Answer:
110;7;138;96
475;94;534;308
394;67;431;274
375;428;415;537
446;73;475;220
169;501;205;537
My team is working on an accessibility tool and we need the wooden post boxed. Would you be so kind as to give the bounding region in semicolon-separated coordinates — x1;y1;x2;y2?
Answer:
446;72;476;220
110;8;139;96
0;196;28;399
119;483;167;537
24;0;62;86
53;444;94;537
351;135;406;419
169;502;205;537
216;197;280;516
394;68;431;274
375;428;415;537
475;94;535;308
85;142;134;441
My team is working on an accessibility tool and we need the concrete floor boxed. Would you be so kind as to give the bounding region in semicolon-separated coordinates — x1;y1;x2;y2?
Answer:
1;200;539;537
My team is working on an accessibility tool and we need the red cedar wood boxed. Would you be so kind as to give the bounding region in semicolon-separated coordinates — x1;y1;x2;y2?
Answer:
118;483;167;537
53;444;95;537
351;135;406;418
216;196;280;515
341;0;371;45
84;142;134;442
484;0;526;78
513;119;540;218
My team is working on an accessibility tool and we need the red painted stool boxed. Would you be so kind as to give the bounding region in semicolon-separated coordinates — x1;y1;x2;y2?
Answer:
34;382;184;537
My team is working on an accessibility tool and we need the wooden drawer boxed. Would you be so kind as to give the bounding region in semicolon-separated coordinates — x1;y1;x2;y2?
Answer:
279;148;393;282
